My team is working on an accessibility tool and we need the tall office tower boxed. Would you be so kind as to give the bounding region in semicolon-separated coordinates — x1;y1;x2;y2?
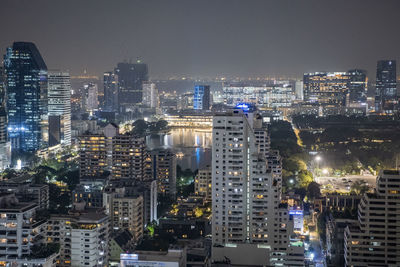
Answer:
194;85;211;110
294;80;304;100
46;210;110;267
0;108;11;170
48;71;72;146
142;82;159;108
344;170;400;266
150;149;177;198
105;189;144;241
85;82;98;112
115;61;148;107
4;42;48;151
103;71;119;112
347;69;367;108
375;60;397;113
79;134;107;178
112;133;152;180
194;166;212;203
0;193;58;266
303;72;350;107
211;104;304;266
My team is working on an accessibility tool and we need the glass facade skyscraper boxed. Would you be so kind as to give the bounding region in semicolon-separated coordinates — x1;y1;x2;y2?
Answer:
4;42;47;152
193;85;210;110
375;60;397;113
114;61;148;107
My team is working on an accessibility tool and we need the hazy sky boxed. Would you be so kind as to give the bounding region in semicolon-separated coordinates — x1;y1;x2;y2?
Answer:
1;0;400;79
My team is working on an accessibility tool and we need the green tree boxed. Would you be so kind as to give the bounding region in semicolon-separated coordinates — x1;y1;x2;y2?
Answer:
298;170;313;188
307;181;321;200
350;180;370;195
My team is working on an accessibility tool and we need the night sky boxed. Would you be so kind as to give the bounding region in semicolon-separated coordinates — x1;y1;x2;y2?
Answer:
1;0;400;79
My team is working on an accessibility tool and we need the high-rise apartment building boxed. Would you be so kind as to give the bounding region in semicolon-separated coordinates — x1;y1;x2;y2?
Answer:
46;210;110;267
211;104;304;266
375;60;397;113
150;149;177;198
194;166;212;203
104;187;144;241
48;71;72;146
344;170;400;267
115;61;148;107
4;42;48;151
104;179;157;227
194;85;210;110
103;71;119;112
142;82;158;109
79;134;107;178
112;134;152;180
0;193;58;266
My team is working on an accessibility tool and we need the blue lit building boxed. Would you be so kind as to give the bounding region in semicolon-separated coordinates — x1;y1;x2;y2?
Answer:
4;42;48;152
193;85;210;110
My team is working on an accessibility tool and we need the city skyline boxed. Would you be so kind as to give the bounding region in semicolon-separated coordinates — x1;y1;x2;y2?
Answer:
1;0;400;79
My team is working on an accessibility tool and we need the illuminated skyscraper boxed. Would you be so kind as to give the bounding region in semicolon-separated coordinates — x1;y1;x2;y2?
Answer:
85;82;98;112
142;82;158;109
48;71;72;146
194;85;210;110
375;60;397;113
0;67;5;105
115;61;148;107
303;72;350;107
103;71;119;112
4;42;48;151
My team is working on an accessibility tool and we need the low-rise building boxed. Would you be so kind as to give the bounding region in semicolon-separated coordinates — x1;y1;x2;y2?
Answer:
194;166;211;203
0;183;49;209
120;248;187;267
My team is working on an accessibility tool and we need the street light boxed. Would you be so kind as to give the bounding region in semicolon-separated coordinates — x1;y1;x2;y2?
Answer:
322;168;329;175
315;156;321;162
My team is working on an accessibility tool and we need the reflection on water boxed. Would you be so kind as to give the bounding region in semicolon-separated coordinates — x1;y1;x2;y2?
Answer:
146;128;212;171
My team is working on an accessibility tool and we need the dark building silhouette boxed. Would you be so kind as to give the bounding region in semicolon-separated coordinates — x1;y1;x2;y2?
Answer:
3;42;47;151
114;61;148;108
103;71;119;112
48;115;61;147
347;69;367;107
375;60;397;113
